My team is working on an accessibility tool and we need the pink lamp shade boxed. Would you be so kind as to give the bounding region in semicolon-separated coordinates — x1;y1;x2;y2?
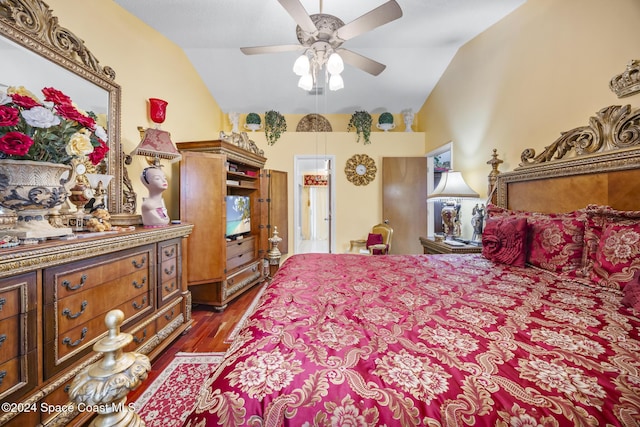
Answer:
131;128;182;164
148;98;168;124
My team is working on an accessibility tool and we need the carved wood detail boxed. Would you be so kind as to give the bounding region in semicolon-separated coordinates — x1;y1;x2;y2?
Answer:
519;105;640;167
0;0;115;80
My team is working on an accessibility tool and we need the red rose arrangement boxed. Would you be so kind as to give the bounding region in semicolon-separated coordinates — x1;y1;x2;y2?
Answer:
0;86;109;166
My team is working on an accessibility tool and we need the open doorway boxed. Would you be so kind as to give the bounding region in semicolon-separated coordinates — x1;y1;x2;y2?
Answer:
294;155;336;254
426;142;453;237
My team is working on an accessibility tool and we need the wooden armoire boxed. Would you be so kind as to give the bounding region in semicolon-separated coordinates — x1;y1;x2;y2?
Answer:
177;140;287;310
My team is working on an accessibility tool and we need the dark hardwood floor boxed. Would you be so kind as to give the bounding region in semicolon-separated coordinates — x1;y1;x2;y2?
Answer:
128;283;263;402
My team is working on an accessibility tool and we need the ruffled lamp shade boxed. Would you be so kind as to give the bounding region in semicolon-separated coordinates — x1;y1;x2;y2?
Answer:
130;128;182;165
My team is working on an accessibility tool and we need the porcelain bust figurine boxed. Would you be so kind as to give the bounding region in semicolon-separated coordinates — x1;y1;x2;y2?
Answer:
402;109;414;132
140;166;170;227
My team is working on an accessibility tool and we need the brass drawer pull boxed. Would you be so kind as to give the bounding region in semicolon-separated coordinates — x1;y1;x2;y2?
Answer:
132;256;147;269
163;247;175;257
62;274;87;291
0;371;5;386
163;264;175;275
133;329;147;344
132;296;148;310
132;277;147;289
0;297;5;311
62;300;88;319
62;327;88;347
164;281;176;293
0;334;6;347
164;309;175;321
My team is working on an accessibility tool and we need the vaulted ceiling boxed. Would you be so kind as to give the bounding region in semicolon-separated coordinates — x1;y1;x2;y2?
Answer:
114;0;525;115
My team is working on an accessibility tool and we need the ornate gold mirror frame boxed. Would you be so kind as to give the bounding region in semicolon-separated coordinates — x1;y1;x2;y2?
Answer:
0;0;123;214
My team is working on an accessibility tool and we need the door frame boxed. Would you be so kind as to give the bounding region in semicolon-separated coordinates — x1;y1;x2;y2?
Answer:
293;155;336;254
426;142;453;237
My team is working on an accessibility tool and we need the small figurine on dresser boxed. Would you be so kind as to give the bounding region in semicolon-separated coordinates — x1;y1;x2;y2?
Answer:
471;204;486;242
140;166;170;227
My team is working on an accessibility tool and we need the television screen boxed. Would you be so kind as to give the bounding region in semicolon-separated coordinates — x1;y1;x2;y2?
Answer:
225;195;251;237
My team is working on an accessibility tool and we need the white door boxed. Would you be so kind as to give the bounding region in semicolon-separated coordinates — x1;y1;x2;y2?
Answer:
294;155;336;254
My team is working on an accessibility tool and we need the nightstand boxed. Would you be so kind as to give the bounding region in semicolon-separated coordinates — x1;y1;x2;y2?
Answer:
419;236;482;254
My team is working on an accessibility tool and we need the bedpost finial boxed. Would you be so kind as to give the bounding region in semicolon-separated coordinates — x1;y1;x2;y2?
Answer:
487;149;503;177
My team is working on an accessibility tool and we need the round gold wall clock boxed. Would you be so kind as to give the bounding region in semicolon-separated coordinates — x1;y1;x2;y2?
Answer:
345;154;377;186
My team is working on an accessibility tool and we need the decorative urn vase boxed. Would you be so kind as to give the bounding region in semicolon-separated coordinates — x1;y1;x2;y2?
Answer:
0;159;76;238
244;113;262;131
376;123;396;132
376;112;395;132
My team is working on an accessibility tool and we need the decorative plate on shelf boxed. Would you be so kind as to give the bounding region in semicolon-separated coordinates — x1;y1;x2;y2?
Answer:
296;114;332;132
345;154;377;186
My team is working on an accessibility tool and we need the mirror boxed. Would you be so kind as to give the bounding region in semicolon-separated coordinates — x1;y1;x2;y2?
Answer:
0;0;123;214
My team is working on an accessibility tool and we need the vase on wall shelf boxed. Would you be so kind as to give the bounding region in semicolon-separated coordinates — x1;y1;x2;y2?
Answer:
376;123;395;132
0;159;76;239
244;123;262;132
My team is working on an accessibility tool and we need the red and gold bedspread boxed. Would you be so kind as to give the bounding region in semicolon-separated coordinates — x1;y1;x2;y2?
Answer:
184;253;640;426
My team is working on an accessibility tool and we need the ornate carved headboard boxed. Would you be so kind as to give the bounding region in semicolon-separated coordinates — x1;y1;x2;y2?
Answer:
493;104;640;213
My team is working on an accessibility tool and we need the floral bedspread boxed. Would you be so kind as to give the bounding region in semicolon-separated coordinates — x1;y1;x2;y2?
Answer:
184;253;640;426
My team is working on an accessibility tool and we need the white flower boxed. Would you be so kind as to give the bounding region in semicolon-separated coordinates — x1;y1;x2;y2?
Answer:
0;91;10;105
94;125;108;142
21;106;61;128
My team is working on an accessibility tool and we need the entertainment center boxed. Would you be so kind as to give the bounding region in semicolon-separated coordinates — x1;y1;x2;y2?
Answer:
177;139;286;310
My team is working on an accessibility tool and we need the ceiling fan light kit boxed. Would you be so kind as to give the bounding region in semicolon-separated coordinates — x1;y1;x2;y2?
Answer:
241;0;403;92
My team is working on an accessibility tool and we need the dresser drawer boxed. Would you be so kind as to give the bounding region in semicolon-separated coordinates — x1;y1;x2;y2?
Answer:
44;245;154;303
0;349;36;401
226;236;255;259
44;289;154;379
159;258;177;285
224;260;262;300
159;273;180;304
0;316;19;365
156;299;182;332
53;269;150;335
124;321;158;353
159;240;179;263
0;288;20;321
0;273;37;403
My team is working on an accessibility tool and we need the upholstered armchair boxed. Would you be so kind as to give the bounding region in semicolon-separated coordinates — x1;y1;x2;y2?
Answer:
367;222;393;255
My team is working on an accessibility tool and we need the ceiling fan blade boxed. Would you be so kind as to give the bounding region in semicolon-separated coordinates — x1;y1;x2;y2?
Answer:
277;0;318;34
240;44;304;55
337;49;386;76
335;0;403;42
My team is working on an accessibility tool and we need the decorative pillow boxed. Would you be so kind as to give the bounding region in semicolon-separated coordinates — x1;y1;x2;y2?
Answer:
366;233;386;254
621;270;640;311
580;205;640;281
481;216;528;267
590;222;640;290
367;233;383;247
487;204;586;273
527;216;585;273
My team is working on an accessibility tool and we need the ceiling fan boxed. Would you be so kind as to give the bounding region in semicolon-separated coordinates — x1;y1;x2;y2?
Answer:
240;0;403;77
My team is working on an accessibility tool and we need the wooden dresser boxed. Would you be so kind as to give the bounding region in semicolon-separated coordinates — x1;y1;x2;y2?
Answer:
0;225;193;426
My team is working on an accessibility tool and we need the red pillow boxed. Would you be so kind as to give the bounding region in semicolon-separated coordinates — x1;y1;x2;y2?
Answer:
482;217;528;267
590;222;640;290
580;205;640;282
621;271;640;311
367;233;383;247
527;216;585;273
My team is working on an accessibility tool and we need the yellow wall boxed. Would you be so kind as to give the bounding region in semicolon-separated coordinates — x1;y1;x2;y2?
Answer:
418;0;640;199
250;131;426;253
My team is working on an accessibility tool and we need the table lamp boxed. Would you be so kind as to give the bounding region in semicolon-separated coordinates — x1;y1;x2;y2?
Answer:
427;171;479;238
